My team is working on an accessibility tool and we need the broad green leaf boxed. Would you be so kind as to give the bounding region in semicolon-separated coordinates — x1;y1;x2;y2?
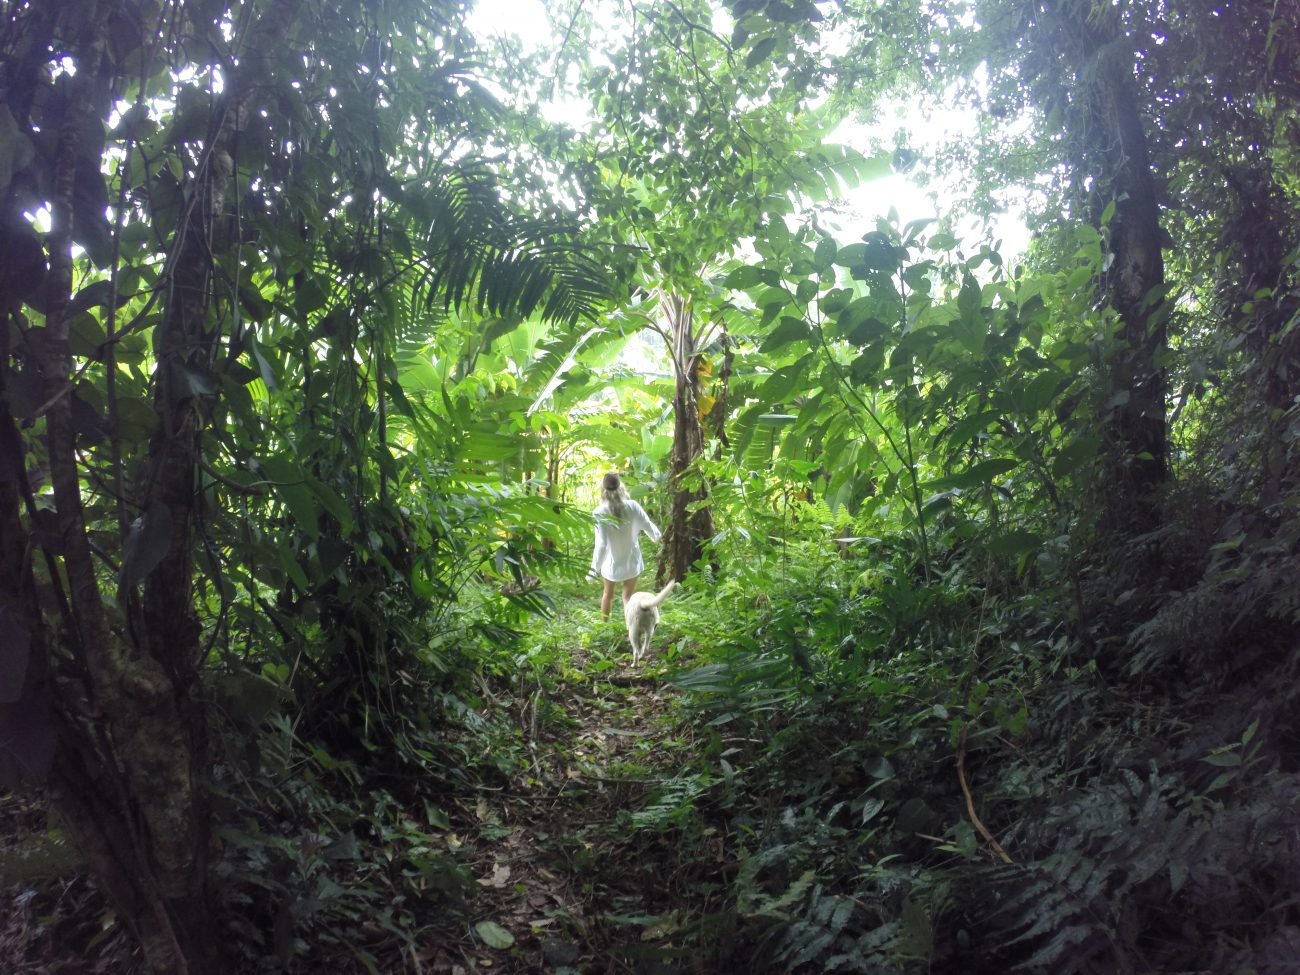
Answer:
940;410;1002;447
761;315;811;353
813;237;837;270
0;105;34;196
398;356;443;392
833;243;868;267
853;151;894;183
250;336;278;391
463;426;520;462
819;288;851;314
902;260;934;293
924;458;1019;492
239;285;271;323
859;235;900;273
569;422;641;458
295;277;329;316
278;545;310;591
961;457;1019;484
1242;718;1259;747
115;397;159;443
67;280;122;318
259;455;320;539
1052;435;1101;477
758;354;814;404
839;302;888;346
952;274;985;353
68;313;106;359
984;530;1042;556
306;477;354;534
119;502;172;590
474;920;515;949
72;153;113;268
1202;751;1243;768
745;37;778;68
725;265;763;290
1013;369;1067;415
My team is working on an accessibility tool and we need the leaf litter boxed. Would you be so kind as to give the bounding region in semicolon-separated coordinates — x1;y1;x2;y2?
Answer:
452;632;708;974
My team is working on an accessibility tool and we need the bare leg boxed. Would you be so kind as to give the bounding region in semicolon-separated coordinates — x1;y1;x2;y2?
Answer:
623;577;640;659
601;578;616;619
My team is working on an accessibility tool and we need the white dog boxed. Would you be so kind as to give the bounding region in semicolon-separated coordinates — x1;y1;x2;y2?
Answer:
623;580;676;664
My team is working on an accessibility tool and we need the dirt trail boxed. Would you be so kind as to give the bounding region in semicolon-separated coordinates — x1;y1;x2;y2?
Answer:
440;644;705;974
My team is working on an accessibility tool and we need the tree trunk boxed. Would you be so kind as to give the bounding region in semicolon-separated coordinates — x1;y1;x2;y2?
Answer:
1042;4;1169;539
1091;56;1168;536
124;0;302;953
656;294;714;584
0;1;301;970
1222;166;1300;502
26;7;218;970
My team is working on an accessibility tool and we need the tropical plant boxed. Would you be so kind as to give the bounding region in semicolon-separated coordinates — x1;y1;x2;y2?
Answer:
3;1;1298;971
0;0;608;968
511;0;888;582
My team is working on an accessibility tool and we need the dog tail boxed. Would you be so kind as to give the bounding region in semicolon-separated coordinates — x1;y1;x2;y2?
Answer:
644;579;677;608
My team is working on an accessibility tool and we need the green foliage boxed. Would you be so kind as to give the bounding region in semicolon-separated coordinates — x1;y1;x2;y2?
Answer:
718;215;1107;595
645;486;1300;973
4;0;1299;971
213;714;477;971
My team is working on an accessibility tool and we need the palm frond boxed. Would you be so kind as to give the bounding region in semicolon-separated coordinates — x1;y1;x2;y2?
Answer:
405;165;610;326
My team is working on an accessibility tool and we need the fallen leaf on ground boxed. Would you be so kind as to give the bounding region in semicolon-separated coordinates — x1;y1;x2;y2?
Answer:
473;919;514;949
477;864;512;888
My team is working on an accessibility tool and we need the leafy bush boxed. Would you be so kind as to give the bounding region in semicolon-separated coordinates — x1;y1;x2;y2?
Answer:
648;503;1300;974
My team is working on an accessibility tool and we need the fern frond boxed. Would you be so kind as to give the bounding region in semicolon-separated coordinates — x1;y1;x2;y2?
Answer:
1127;582;1234;675
984;858;1118;973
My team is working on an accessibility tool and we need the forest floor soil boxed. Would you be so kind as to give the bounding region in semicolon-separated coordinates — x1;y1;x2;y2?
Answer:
0;791;128;973
441;630;712;973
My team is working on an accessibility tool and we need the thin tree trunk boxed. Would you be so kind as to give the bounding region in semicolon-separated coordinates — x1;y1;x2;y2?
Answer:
1221;167;1300;502
1041;2;1170;539
656;294;714;584
25;4;214;969
129;0;303;954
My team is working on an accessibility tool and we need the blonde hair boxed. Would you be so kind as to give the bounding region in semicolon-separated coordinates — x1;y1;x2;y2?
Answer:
599;471;629;521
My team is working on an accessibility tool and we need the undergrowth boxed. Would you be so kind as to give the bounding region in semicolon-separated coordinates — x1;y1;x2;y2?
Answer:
632;505;1300;974
5;499;1298;973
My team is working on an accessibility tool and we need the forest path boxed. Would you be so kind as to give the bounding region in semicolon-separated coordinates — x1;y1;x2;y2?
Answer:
444;621;710;974
0;595;716;974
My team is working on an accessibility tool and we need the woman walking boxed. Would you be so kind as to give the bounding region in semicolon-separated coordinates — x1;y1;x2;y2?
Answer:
589;472;661;619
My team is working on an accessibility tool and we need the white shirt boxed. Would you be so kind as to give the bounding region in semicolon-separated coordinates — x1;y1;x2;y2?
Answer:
590;500;661;582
